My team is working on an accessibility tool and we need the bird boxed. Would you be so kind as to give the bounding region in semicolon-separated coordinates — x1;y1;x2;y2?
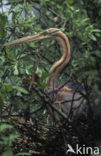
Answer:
4;28;101;122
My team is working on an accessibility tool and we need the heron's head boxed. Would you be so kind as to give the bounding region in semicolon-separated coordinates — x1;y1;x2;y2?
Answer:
4;28;60;46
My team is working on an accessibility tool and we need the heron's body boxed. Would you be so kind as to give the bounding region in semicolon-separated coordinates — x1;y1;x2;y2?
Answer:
4;28;101;122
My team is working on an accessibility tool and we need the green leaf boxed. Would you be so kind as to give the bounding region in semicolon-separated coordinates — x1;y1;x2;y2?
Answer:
0;14;7;38
1;84;13;92
0;56;5;63
13;86;29;94
9;134;19;145
0;124;13;132
43;109;47;114
16;153;31;156
89;34;97;41
45;0;50;1
18;54;27;59
0;93;4;112
14;65;19;75
92;29;101;33
25;69;30;75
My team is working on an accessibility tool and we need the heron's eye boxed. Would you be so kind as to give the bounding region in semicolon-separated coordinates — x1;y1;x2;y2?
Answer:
50;30;60;35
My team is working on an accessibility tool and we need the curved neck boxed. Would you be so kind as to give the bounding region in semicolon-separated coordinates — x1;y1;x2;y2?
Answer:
48;31;71;88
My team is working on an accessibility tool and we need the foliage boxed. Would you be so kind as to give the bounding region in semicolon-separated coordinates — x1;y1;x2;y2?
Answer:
0;123;31;156
0;0;101;155
0;124;16;156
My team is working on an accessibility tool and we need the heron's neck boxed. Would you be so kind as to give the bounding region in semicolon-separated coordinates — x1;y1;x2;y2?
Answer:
48;31;71;88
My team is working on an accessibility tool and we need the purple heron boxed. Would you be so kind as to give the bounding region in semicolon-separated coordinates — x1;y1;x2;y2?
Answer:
4;28;101;122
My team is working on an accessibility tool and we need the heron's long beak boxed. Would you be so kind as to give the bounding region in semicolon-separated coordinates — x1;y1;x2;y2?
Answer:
4;32;49;47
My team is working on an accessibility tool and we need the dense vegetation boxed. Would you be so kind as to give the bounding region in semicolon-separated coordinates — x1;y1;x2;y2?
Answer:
0;0;101;155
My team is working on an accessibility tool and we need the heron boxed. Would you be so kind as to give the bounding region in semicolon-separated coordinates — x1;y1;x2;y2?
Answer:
4;28;101;122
